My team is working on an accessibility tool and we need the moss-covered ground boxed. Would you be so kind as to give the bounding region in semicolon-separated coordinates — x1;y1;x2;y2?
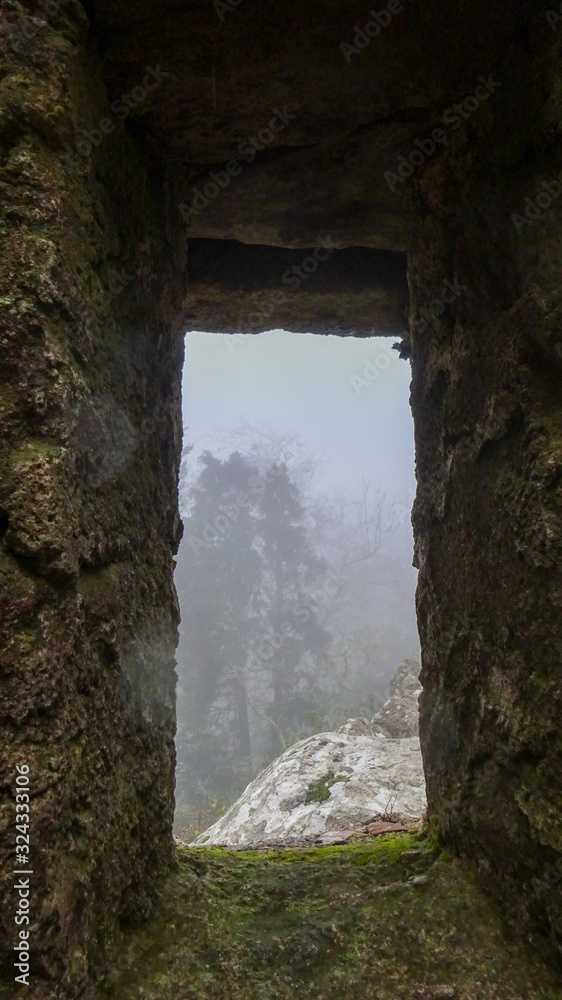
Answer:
103;835;561;999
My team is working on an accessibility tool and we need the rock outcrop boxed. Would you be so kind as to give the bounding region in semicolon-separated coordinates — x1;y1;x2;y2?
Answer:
372;658;421;738
193;728;426;847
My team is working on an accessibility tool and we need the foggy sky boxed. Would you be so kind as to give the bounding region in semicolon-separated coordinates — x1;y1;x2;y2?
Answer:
181;329;415;507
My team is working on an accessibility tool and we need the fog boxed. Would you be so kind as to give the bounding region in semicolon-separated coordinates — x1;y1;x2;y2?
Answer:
181;329;415;503
174;329;419;839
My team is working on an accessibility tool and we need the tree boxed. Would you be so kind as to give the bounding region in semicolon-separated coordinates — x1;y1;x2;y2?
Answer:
174;428;420;838
174;449;332;822
252;463;330;754
175;450;263;809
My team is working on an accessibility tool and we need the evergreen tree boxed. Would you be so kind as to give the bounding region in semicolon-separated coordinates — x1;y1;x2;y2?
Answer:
254;464;330;752
173;436;418;840
175;451;262;808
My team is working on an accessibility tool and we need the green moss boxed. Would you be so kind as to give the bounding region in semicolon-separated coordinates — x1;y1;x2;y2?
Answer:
190;833;423;866
9;439;62;464
418;811;442;849
102;839;559;1000
305;771;350;804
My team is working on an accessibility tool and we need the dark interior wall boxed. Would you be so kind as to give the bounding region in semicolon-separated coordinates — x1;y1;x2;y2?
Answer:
0;3;188;995
188;239;407;293
407;24;562;957
0;0;561;997
185;239;409;335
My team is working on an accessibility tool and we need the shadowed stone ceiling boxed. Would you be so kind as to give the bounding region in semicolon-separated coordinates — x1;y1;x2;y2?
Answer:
91;0;532;250
184;239;408;334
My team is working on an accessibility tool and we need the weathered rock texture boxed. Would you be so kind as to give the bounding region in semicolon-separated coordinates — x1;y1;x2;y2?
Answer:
372;657;421;738
185;239;409;337
0;0;561;994
0;3;187;995
406;24;562;963
192;729;426;847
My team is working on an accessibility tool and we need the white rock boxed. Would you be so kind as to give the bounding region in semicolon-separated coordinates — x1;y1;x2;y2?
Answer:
191;726;426;846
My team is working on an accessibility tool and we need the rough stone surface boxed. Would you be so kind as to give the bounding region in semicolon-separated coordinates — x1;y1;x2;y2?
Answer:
102;839;562;1000
0;0;561;993
0;3;188;995
192;729;426;846
406;22;562;963
184;239;409;337
372;658;421;738
92;0;533;252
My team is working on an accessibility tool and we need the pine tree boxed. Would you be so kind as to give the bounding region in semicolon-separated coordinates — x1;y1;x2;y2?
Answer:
255;464;329;752
175;451;262;808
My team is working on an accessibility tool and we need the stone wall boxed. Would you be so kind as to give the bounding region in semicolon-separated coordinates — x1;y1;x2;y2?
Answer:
0;0;561;995
184;239;409;337
409;17;562;958
0;3;187;994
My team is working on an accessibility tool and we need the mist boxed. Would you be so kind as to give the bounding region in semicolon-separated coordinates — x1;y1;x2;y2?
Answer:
180;329;415;503
174;329;419;839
